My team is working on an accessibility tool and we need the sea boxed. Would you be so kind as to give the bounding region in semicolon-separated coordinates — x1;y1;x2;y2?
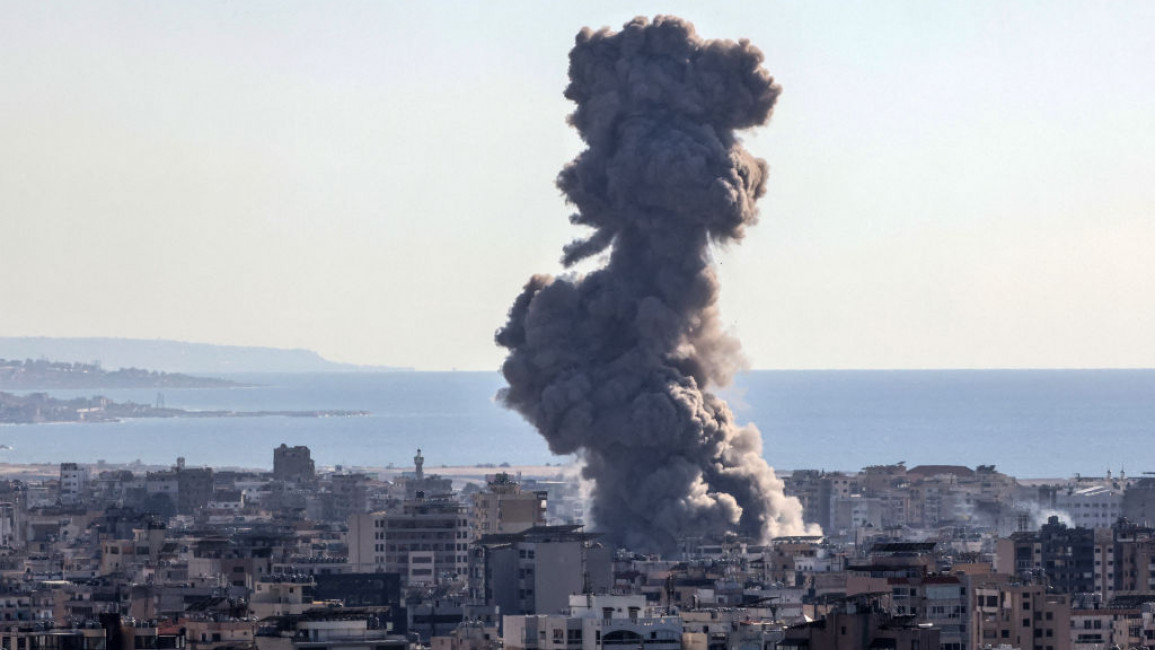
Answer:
1;369;1153;479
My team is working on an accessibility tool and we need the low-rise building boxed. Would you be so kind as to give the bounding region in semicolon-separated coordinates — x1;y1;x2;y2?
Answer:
503;594;681;650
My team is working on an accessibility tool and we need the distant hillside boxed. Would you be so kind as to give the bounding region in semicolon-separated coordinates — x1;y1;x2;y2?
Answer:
0;338;409;375
0;390;369;424
0;358;239;389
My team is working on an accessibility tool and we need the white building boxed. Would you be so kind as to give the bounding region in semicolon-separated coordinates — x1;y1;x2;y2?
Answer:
1057;485;1123;529
59;463;89;504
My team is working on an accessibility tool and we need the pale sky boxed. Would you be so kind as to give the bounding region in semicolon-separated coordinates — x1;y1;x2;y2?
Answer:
2;2;1153;371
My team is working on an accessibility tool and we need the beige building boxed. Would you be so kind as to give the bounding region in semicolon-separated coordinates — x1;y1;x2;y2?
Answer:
185;618;257;650
470;473;546;540
971;576;1070;650
781;597;940;650
99;522;166;576
250;575;316;618
347;493;469;585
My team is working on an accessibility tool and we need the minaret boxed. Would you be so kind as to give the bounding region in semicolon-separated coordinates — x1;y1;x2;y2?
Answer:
414;448;424;481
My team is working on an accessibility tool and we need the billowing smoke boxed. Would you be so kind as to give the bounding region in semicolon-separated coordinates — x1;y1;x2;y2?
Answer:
496;16;816;554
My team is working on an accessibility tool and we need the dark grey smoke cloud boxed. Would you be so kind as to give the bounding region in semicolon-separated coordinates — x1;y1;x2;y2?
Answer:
496;16;816;554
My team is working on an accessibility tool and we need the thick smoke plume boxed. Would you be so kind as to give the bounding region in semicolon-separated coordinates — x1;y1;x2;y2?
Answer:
496;16;816;554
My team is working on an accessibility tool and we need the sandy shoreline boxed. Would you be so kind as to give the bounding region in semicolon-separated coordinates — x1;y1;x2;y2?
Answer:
0;463;61;480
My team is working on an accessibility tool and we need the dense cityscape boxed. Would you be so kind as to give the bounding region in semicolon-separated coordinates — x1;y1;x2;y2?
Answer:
0;445;1152;650
3;5;1150;650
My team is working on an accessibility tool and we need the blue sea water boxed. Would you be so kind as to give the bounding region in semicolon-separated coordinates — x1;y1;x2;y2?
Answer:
1;369;1152;478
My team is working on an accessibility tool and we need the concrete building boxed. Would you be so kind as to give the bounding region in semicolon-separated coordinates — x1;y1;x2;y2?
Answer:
783;470;835;532
830;495;884;536
1123;477;1155;526
185;617;257;650
1056;485;1123;530
476;525;612;617
274;444;316;483
311;572;402;609
99;521;166;576
971;576;1070;650
1103;521;1155;596
680;608;788;650
347;493;469;585
503;594;681;650
432;621;499;650
323;474;370;523
250;575;316;618
996;517;1095;594
142;460;214;516
255;610;406;650
176;463;214;516
389;449;453;500
780;594;940;650
470;473;546;540
59;463;89;504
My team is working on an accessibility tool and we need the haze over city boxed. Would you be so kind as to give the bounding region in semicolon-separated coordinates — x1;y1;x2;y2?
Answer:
2;2;1153;371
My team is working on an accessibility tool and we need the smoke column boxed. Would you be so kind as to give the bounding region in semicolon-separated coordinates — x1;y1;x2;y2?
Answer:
496;16;816;554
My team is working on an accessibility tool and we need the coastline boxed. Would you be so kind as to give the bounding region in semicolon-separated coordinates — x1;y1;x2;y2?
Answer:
0;460;1076;488
0;461;576;485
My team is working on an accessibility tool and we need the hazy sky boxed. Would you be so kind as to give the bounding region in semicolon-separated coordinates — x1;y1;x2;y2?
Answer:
2;2;1153;371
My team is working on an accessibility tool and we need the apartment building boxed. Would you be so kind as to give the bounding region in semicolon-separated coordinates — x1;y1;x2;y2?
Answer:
1056;485;1123;530
470;473;546;540
475;525;611;617
347;493;469;586
971;576;1070;650
503;594;681;650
